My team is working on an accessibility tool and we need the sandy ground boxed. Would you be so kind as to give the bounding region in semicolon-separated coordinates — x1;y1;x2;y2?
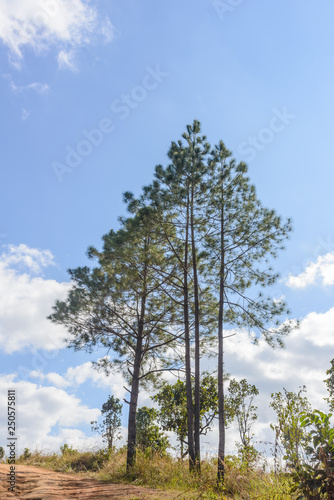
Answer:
0;464;174;500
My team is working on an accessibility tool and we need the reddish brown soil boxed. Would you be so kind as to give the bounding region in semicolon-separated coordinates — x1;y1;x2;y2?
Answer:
0;464;171;499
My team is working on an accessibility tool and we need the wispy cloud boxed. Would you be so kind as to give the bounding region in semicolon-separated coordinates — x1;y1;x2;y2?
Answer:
286;251;334;289
57;49;76;71
21;108;30;120
3;73;50;94
28;81;49;93
0;0;114;70
11;80;50;94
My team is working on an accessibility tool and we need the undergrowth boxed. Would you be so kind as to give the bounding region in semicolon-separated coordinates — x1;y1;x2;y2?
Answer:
16;447;296;499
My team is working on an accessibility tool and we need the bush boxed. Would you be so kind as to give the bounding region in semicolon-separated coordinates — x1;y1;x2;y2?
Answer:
60;443;78;456
290;410;334;499
22;448;31;459
70;448;113;472
136;407;169;456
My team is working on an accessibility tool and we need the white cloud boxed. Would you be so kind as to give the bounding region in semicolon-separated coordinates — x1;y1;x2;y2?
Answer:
11;80;50;94
28;81;49;93
57;49;76;70
0;244;69;353
30;370;70;388
21;108;30;120
30;361;128;400
0;0;113;69
286;251;334;289
0;376;101;453
1;243;55;273
302;307;334;347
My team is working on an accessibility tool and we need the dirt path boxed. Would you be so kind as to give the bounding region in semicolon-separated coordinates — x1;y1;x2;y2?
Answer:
0;464;173;500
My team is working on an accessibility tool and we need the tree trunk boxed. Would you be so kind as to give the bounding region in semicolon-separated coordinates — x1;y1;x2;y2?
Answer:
190;183;201;473
107;426;113;449
126;340;141;469
217;174;225;484
184;191;196;471
127;270;146;470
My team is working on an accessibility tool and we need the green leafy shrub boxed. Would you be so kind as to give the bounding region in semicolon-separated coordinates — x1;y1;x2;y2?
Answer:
136;407;169;456
60;443;78;456
270;386;311;470
23;448;31;459
290;410;334;499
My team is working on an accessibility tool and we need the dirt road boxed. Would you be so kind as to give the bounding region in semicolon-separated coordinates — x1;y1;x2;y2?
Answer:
0;464;171;499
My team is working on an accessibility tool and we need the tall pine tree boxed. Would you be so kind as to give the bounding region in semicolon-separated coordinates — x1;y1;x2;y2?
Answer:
206;140;293;482
142;122;216;471
49;205;183;469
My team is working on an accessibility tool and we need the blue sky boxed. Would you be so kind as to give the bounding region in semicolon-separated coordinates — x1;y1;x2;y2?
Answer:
1;0;334;457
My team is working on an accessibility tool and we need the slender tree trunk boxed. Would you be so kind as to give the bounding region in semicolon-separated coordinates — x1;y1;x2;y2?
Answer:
126;337;142;469
184;191;196;471
107;426;113;449
127;264;147;470
190;183;201;473
217;174;225;484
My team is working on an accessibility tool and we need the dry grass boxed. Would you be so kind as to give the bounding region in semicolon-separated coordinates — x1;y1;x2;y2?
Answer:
16;447;296;499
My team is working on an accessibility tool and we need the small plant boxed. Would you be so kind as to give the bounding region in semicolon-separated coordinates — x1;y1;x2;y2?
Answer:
136;406;169;456
270;386;311;470
91;395;122;450
290;409;334;499
152;374;219;459
0;446;4;461
60;443;77;455
22;448;31;459
225;378;259;467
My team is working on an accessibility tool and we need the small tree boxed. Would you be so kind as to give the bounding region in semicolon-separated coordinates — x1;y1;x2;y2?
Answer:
91;395;122;450
60;443;77;455
225;378;259;465
153;373;219;459
22;448;31;459
136;406;169;455
288;360;334;497
270;386;311;470
0;446;4;461
152;379;188;458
